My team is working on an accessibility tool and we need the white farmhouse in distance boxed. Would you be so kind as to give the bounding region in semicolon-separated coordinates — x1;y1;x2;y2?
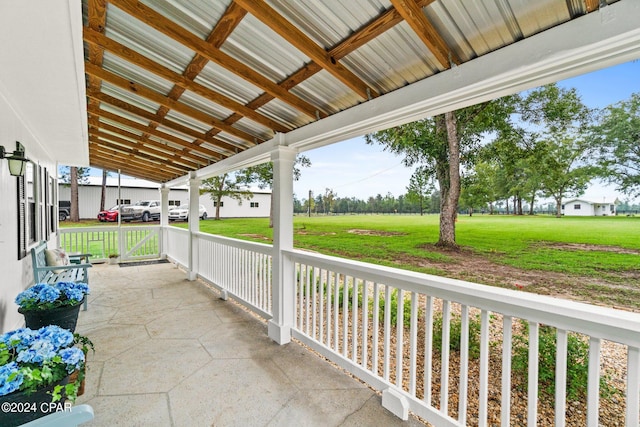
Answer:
59;177;271;219
561;198;616;216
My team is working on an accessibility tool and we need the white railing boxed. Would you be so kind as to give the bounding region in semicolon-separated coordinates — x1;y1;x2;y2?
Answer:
59;226;160;262
165;226;190;267
196;233;273;318
285;248;640;427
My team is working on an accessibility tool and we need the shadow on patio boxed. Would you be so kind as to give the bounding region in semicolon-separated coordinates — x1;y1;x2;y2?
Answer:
75;261;423;426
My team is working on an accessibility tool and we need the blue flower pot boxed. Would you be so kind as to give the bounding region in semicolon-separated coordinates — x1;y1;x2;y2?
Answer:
18;297;84;332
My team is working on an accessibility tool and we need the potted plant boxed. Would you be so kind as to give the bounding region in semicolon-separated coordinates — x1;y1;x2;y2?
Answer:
0;325;89;426
108;253;119;265
15;282;89;332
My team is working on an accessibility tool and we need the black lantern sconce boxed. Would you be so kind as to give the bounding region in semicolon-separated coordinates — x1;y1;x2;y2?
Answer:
0;141;29;176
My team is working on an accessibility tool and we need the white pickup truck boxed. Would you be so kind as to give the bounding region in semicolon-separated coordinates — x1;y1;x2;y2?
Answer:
120;200;161;222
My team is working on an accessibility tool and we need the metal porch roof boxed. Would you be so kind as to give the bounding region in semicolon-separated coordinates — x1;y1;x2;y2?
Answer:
82;0;623;182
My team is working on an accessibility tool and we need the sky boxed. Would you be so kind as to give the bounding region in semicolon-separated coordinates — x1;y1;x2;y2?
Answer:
292;59;640;204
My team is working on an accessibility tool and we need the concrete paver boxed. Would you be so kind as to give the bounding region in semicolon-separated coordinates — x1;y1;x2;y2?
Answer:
76;262;423;426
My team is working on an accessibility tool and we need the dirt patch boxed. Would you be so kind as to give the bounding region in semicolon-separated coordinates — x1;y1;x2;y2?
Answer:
347;229;406;237
396;243;640;312
238;233;271;241
542;242;640;255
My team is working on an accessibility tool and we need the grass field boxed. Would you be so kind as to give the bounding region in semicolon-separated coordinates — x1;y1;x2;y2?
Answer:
63;214;640;308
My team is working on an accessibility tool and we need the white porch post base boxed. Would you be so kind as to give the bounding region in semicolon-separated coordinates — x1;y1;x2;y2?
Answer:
268;320;291;345
187;270;197;281
382;388;409;420
219;289;228;301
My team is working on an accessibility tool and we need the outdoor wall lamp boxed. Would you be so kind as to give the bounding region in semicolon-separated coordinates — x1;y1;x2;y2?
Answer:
0;141;29;176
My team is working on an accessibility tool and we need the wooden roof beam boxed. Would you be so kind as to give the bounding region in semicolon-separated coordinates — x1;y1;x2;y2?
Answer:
86;90;235;156
85;62;260;145
390;0;459;69
89;151;177;181
235;0;378;100
108;0;326;119
88;107;223;161
89;116;220;163
88;129;202;170
83;27;289;134
90;140;191;177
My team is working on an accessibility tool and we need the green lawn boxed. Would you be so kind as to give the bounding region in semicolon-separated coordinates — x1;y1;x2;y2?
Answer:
185;214;640;277
63;215;640;307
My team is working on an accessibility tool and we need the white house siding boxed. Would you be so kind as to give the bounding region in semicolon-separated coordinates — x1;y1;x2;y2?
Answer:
562;199;616;216
0;94;59;332
200;192;271;218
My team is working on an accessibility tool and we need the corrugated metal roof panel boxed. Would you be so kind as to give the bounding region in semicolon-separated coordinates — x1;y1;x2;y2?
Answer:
102;52;174;96
195;61;263;106
101;82;161;113
106;3;195;74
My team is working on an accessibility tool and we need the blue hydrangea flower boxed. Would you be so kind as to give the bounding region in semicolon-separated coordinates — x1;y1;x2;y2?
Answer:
16;340;56;364
0;362;23;396
58;347;85;372
0;328;36;351
35;326;73;350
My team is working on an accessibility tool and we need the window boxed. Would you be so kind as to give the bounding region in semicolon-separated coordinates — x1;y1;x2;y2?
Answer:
116;199;131;205
169;200;181;206
214;201;224;207
250;202;259;208
17;162;37;259
574;204;581;210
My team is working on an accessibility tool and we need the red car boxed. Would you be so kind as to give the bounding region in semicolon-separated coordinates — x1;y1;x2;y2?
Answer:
97;205;121;222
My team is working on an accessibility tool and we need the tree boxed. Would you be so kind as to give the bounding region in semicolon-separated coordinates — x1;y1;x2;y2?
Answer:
99;169;110;211
519;85;596;217
200;173;252;220
590;92;640;198
365;98;515;248
323;188;336;214
237;155;311;227
405;167;433;215
59;166;89;222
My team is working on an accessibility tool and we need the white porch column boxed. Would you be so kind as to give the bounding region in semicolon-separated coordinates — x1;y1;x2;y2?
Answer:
268;143;297;345
187;172;201;281
159;185;169;260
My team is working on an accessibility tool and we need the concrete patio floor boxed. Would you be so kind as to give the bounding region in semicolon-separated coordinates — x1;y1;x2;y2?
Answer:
75;261;424;426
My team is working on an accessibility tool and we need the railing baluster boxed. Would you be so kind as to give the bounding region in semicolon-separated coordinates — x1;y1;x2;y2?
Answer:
343;276;349;358
409;292;418;396
334;273;340;351
372;282;380;376
458;304;469;425
424;295;433;406
501;315;512;426
556;329;568;427
362;280;369;370
305;264;311;336
396;289;404;389
383;284;391;381
527;321;539;427
479;310;491;427
312;267;317;340
319;268;324;344
352;277;358;363
627;346;640;427
326;270;332;347
441;299;450;414
587;337;601;427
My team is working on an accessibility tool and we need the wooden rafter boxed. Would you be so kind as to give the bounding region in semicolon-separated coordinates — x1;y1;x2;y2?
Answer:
108;0;326;119
88;107;222;162
89;116;221;163
89;136;192;174
88;128;203;170
235;0;438;119
235;0;378;100
89;151;177;181
86;91;236;156
84;62;260;145
83;27;289;134
389;0;459;68
584;0;600;13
